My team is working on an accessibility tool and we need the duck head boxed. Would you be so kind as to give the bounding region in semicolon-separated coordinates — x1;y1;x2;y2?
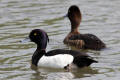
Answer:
29;29;49;49
22;29;49;66
66;5;82;32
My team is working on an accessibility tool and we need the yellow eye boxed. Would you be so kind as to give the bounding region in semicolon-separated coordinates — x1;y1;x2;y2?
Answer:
34;33;37;36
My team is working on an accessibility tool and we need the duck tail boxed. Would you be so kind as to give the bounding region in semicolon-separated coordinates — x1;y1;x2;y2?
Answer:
85;56;98;66
73;56;98;68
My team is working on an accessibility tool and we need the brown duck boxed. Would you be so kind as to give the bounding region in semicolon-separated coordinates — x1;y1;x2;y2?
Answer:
64;5;106;50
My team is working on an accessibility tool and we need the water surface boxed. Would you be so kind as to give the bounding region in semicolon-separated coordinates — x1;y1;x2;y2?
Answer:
0;0;120;80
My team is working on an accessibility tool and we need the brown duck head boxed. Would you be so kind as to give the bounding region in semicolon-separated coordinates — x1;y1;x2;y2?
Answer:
66;5;82;32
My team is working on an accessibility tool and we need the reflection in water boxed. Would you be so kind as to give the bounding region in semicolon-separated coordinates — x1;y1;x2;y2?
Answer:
31;69;45;80
31;66;98;80
46;72;74;80
72;67;98;78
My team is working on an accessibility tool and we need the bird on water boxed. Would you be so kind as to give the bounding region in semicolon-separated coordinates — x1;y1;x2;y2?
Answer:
63;5;106;50
22;29;98;71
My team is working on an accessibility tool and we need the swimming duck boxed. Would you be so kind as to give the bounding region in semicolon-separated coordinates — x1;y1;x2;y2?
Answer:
23;29;97;70
64;5;106;50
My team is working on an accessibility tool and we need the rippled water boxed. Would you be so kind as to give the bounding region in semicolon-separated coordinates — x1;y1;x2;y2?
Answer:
0;0;120;80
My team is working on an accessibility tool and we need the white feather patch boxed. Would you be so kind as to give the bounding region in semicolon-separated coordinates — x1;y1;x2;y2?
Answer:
38;54;74;68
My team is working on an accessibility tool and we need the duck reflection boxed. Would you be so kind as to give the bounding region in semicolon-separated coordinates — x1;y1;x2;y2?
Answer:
31;65;98;80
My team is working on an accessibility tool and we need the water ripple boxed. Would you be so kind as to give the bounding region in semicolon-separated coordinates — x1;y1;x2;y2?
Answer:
1;0;120;80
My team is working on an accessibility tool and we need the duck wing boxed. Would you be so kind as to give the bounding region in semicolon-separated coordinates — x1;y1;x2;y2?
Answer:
45;49;97;68
46;49;87;57
69;34;106;50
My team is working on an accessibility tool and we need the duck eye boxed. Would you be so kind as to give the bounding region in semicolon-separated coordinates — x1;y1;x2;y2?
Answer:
34;33;37;36
68;10;70;13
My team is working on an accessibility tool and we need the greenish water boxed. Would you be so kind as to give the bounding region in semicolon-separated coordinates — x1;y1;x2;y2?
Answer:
0;0;120;80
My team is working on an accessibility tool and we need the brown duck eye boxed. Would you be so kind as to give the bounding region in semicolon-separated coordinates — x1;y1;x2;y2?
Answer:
68;10;70;13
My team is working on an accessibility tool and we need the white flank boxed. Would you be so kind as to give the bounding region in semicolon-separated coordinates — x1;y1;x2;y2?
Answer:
38;54;74;68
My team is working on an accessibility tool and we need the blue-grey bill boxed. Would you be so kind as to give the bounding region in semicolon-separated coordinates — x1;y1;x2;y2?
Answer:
20;37;31;43
63;14;68;18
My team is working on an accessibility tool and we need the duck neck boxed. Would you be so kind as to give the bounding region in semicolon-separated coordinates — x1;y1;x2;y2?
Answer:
32;46;46;66
71;24;80;33
69;15;81;34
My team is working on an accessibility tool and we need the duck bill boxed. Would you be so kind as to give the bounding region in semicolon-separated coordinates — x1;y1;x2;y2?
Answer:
63;13;68;18
20;37;31;43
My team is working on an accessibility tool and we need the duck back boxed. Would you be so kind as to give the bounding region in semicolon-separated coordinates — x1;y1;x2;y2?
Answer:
69;34;106;50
